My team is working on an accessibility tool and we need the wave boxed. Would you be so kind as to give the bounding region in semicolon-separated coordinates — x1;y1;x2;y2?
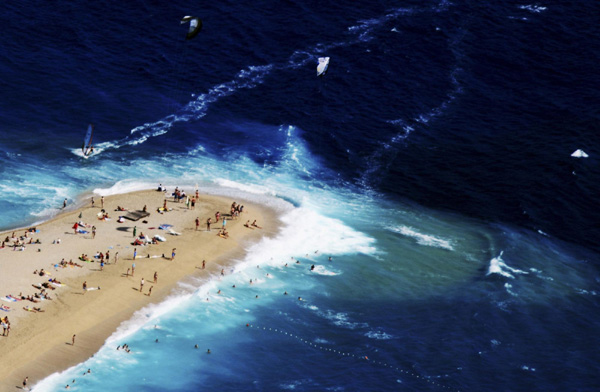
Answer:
390;225;454;250
486;251;529;279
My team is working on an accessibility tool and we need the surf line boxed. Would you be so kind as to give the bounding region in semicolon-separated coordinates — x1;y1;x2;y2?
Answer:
245;323;461;392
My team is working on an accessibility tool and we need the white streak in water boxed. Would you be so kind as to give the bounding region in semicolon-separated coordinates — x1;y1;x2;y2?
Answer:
390;225;454;250
486;251;528;279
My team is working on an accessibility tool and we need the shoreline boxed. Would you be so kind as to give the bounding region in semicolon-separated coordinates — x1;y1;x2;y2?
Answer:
0;189;280;390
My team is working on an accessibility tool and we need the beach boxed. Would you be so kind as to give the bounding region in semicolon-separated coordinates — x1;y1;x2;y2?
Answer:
0;189;278;390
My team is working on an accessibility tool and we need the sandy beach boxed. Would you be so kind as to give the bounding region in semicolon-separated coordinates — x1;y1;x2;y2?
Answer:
0;189;279;390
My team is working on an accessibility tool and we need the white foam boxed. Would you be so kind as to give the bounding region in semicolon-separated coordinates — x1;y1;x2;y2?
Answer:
504;283;518;296
486;251;529;279
518;4;547;13
237;207;377;271
390;225;454;250
310;265;340;276
365;330;394;340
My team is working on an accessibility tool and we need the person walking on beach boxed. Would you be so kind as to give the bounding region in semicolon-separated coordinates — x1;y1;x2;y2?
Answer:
133;248;137;260
171;248;176;261
132;263;135;277
115;252;119;264
63;198;67;209
154;271;158;283
215;211;220;222
148;286;153;296
72;334;76;345
202;260;206;269
82;281;87;294
133;226;137;238
23;377;28;388
206;217;212;231
92;226;96;239
195;217;200;231
140;278;144;293
101;196;104;208
91;197;95;208
222;218;226;230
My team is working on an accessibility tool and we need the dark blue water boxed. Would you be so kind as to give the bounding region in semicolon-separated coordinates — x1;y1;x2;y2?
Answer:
2;1;600;391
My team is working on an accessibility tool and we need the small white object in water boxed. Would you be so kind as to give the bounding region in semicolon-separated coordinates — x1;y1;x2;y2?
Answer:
317;57;330;76
571;149;589;158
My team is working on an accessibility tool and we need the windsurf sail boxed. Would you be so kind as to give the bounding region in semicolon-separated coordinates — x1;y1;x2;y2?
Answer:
571;149;589;158
317;57;330;77
82;124;94;156
181;16;202;40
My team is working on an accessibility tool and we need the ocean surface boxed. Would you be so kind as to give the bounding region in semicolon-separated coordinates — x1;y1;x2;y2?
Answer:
1;0;599;391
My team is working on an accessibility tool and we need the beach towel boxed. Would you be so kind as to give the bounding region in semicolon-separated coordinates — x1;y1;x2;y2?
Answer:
0;305;10;312
168;229;181;236
78;229;88;234
1;296;16;303
159;224;173;230
153;235;166;242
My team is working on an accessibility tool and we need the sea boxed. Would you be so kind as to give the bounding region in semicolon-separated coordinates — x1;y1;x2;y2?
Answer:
1;0;599;391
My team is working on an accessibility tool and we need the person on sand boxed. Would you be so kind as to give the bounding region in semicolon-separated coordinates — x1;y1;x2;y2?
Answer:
115;252;119;264
133;226;137;238
73;222;79;235
91;197;95;208
244;220;253;228
132;263;135;277
140;278;144;292
63;198;67;209
82;281;87;294
251;220;262;229
101;196;104;208
92;226;96;239
23;377;28;388
133;248;137;260
215;211;220;222
171;248;176;261
202;260;206;269
154;271;158;283
148;286;153;296
72;334;76;345
206;217;212;231
195;217;200;231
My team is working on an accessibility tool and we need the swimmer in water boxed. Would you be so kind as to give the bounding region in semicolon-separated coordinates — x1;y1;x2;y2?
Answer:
310;264;315;271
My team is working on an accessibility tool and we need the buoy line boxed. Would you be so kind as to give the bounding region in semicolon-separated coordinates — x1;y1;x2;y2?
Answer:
245;323;462;391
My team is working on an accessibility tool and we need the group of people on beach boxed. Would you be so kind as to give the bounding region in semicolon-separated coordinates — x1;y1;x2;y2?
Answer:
1;228;39;251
